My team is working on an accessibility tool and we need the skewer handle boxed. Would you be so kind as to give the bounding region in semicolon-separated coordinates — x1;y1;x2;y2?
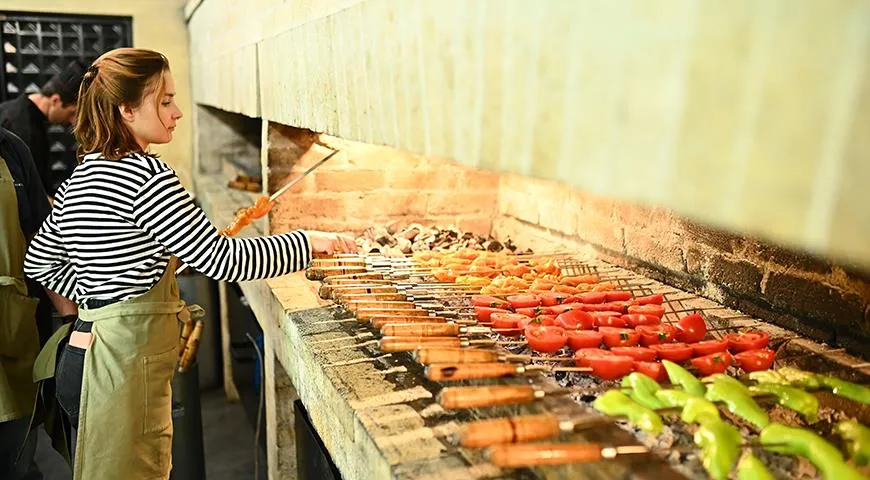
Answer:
371;316;449;329
324;272;385;282
338;293;406;302
488;443;604;467
378;336;461;352
438;385;538;409
356;308;427;321
461;414;561;448
382;323;460;337
310;258;365;267
346;301;416;312
425;362;519;381
414;347;501;364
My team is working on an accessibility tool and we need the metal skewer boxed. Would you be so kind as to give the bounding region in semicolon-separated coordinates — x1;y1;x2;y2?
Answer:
176;148;340;277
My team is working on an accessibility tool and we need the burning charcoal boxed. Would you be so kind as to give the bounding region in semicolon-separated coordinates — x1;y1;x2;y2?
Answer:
399;223;423;241
486;240;503;252
396;237;412;254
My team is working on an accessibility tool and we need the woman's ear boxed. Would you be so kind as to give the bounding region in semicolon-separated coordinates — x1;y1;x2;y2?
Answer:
118;103;136;123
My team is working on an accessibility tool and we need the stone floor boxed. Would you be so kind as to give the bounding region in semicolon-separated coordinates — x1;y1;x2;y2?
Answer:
34;388;262;480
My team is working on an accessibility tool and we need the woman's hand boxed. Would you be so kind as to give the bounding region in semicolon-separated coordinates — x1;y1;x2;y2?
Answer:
306;231;359;255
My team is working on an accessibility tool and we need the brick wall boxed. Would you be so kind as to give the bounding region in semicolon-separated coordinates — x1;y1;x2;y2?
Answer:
493;173;870;357
266;123;499;236
261;121;870;356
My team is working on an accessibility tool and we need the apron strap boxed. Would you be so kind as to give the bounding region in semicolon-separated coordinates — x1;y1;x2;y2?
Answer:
22;322;74;466
33;322;73;382
0;275;27;296
79;300;186;322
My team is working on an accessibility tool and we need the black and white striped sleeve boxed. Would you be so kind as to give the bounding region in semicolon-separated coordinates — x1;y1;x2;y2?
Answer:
132;167;312;282
24;183;79;300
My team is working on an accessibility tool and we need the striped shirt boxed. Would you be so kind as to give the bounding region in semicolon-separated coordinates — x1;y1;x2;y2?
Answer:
24;152;311;303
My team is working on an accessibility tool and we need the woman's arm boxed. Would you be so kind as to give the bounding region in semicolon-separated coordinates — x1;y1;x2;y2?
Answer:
133;167;315;282
24;198;78;299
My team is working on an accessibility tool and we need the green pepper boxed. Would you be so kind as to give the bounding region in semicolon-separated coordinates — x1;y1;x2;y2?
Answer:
593;390;663;434
777;367;822;389
655;388;701;409
751;368;870;405
705;373;751;395
816;375;870;406
736;452;774;480
749;383;819;423
705;377;769;429
680;396;721;425
663;360;706;396
694;419;741;480
760;423;865;480
748;369;788;385
621;372;665;410
835;419;870;466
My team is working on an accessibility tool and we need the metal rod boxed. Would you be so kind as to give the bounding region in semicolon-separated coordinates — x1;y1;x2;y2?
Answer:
270;148;341;202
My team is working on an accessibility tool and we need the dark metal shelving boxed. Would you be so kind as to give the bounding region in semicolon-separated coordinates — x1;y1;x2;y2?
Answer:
0;11;132;193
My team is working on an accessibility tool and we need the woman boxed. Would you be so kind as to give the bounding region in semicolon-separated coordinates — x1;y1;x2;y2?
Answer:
24;48;355;479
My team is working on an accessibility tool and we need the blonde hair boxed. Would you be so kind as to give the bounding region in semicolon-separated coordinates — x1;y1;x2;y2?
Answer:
74;48;169;161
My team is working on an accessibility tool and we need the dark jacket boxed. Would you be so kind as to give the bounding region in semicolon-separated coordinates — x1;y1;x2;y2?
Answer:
0;96;52;196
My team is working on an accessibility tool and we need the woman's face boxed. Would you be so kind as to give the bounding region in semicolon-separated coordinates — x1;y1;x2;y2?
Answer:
124;70;183;149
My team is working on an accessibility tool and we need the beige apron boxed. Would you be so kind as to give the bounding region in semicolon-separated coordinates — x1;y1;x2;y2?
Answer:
0;155;40;423
73;259;195;479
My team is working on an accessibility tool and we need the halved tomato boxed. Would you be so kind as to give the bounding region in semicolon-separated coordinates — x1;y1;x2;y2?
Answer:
524;324;568;353
555;310;595;330
734;348;775;372
576;292;607;304
691;338;729;357
725;331;770;353
539;292;569;307
574;348;612;367
588;355;635;381
490;312;526;337
515;306;556;317
599;327;641;348
650;343;694;363
632;294;664;306
474;306;510;323
583;302;628;313
621;314;661;328
471;295;511;310
636;324;679;346
520;315;557;329
633;361;668;383
690;351;733;376
676;313;707;343
627;304;666;318
610;346;656;362
566;330;603;350
595;315;627;328
605;291;633;302
507;294;542;309
550;303;581;315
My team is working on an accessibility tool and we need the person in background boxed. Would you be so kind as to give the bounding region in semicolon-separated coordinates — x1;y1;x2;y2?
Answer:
0;60;85;198
24;48;356;479
0;60;84;357
0;126;76;479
